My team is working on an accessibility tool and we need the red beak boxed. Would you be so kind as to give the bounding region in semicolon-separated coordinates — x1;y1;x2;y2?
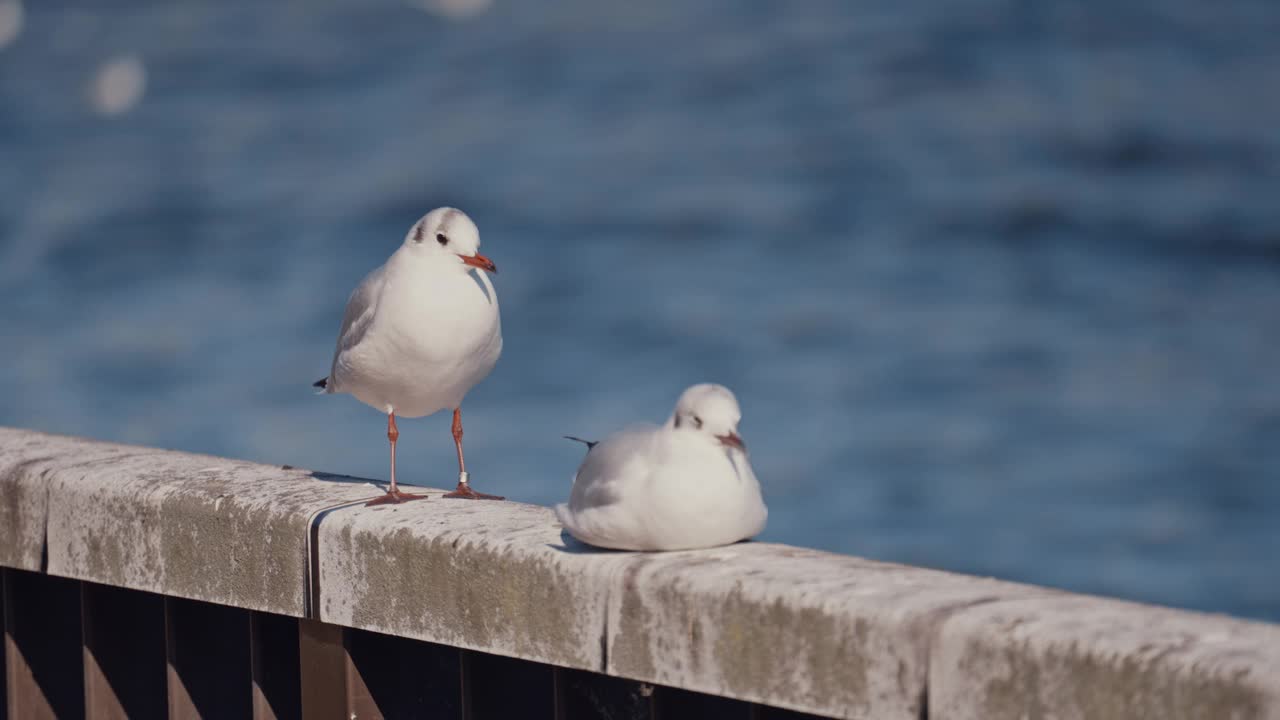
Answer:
460;253;497;273
717;432;745;451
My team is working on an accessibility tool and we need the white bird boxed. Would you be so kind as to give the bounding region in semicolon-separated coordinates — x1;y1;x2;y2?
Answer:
555;384;767;551
315;207;504;505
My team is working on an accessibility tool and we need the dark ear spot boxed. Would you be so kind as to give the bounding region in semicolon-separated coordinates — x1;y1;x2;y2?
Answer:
673;415;682;429
412;223;425;243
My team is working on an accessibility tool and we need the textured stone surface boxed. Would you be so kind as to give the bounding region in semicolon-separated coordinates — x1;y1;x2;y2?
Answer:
601;545;1052;718
318;499;1051;719
0;428;146;571
3;427;1280;719
0;427;390;616
317;498;625;672
932;595;1280;720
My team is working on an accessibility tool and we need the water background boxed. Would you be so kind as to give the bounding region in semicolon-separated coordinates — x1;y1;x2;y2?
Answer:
2;1;1278;621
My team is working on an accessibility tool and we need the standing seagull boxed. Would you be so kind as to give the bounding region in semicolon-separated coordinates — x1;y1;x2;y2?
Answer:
315;207;504;505
556;384;767;551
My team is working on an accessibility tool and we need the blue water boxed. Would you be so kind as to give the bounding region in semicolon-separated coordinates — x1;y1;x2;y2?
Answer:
2;1;1279;621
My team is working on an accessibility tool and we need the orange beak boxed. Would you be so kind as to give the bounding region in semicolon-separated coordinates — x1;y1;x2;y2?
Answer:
717;432;745;451
460;253;497;273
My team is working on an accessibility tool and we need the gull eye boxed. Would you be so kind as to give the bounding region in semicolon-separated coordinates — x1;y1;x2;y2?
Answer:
436;233;449;246
692;416;703;429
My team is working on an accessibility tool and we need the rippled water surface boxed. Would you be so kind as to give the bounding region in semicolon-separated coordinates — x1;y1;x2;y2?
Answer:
2;1;1279;620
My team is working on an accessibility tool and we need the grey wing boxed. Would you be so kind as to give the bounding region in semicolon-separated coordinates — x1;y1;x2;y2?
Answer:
568;426;659;510
329;265;385;371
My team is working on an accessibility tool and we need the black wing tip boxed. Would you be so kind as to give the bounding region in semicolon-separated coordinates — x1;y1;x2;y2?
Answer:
563;435;598;449
313;377;328;389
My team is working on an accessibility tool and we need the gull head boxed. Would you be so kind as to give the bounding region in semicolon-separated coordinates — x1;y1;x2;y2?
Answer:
668;383;745;451
403;207;496;274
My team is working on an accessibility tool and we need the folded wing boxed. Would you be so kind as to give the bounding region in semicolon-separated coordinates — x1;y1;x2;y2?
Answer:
325;265;385;390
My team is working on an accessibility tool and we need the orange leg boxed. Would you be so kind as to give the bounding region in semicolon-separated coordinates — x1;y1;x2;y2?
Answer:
389;412;399;491
366;411;427;506
452;406;466;474
442;407;503;500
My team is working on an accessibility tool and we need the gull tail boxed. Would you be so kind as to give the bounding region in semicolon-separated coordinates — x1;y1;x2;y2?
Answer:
563;435;598;450
312;377;329;395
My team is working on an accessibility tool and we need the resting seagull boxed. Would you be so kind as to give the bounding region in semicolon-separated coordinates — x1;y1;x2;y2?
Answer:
556;384;767;550
315;207;504;505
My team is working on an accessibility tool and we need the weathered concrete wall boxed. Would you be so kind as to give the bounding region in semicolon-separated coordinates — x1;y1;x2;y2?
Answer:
2;427;1278;719
932;595;1280;720
0;427;380;616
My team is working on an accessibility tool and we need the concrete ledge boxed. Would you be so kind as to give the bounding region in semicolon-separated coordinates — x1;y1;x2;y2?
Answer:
598;545;1050;716
2;427;1279;719
0;427;383;616
932;595;1280;720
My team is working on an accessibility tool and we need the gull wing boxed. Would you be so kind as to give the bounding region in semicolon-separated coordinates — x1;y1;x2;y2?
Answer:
568;425;659;509
555;425;666;549
328;265;385;375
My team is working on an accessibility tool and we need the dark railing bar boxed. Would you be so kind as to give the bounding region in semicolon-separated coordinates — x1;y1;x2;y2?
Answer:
250;610;302;720
465;649;556;720
81;582;165;720
552;665;564;720
3;569;84;719
459;646;473;720
248;612;274;720
0;569;6;720
77;583;102;718
164;596;253;719
2;569;39;719
296;618;347;720
162;597;187;719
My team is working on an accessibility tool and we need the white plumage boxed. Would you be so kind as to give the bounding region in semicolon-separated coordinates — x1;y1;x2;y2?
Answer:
556;384;768;551
317;207;503;503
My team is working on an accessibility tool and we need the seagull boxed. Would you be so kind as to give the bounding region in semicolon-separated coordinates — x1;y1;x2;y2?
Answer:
555;384;767;551
314;207;504;505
